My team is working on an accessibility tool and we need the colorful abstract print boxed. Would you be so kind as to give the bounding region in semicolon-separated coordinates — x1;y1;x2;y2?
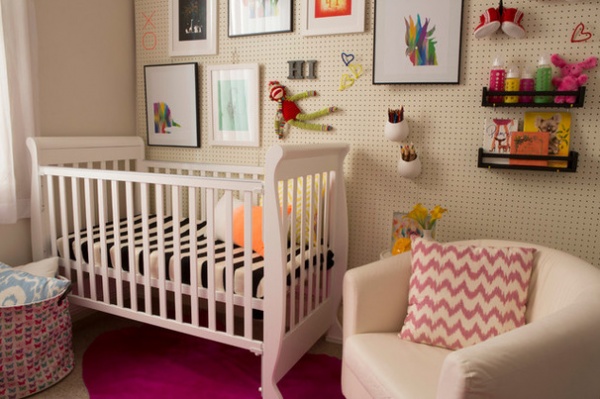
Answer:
404;15;438;66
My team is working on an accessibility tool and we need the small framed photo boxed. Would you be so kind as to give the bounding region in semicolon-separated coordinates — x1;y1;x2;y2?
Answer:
228;0;293;37
301;0;365;36
169;0;217;56
144;63;200;148
206;64;260;147
373;0;464;84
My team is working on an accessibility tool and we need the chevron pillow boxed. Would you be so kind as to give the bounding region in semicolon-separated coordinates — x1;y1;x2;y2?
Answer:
399;238;535;350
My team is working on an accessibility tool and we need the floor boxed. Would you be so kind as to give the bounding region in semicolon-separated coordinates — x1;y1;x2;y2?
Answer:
35;311;343;398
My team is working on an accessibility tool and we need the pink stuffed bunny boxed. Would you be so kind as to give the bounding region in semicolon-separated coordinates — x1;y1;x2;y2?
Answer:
551;54;598;103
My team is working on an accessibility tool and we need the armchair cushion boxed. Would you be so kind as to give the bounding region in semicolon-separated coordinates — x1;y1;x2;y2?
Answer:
399;237;535;350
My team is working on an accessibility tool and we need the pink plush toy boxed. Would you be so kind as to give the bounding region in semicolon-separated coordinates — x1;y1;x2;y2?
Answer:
550;54;598;103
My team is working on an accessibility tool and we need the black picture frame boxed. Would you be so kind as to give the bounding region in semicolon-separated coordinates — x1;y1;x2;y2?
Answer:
144;63;200;148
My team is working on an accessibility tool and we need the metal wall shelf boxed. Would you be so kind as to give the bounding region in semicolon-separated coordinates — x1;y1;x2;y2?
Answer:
481;86;586;108
477;148;578;172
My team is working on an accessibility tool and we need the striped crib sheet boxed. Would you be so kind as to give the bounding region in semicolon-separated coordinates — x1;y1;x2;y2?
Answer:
56;215;333;298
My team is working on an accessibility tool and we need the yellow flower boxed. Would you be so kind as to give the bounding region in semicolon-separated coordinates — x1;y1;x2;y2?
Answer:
429;205;447;224
404;203;447;230
392;237;412;255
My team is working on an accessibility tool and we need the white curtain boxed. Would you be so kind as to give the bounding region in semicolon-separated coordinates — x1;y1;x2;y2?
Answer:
0;0;38;224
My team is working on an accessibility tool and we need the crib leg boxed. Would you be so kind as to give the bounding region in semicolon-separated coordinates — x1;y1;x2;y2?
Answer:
260;379;283;399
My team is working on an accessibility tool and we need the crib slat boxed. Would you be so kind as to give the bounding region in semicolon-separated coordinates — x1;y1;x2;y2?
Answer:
289;178;298;328
125;181;138;311
58;177;70;280
313;175;322;309
206;189;217;331
72;178;85;296
172;186;183;323
84;178;98;301
242;191;253;339
97;179;110;304
46;176;58;258
141;183;152;315
111;180;124;308
155;185;167;319
223;191;234;335
188;188;200;327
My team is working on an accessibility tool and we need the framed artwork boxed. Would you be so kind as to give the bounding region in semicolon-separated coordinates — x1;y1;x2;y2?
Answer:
390;211;435;250
373;0;464;84
301;0;365;36
228;0;293;37
169;0;217;56
206;64;260;147
144;63;200;148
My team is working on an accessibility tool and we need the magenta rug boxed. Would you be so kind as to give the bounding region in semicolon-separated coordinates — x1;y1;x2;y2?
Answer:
82;324;343;398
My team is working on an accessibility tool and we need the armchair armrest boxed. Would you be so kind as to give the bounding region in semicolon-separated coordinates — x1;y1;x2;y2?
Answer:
438;299;600;399
343;252;412;341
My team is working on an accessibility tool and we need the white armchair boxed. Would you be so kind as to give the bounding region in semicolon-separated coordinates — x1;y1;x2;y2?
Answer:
342;240;600;399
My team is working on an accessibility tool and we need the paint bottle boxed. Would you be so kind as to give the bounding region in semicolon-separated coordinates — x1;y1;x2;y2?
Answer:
504;65;520;103
519;67;535;103
488;55;506;103
534;54;554;103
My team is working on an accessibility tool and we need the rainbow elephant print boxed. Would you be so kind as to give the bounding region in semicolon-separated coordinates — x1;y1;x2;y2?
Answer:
153;102;181;134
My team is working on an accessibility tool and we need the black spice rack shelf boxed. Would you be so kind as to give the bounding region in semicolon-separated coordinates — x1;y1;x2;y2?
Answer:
477;148;578;173
481;86;586;108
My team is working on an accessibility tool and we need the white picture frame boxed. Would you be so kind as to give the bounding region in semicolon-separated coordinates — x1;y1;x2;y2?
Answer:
373;0;464;84
301;0;365;36
228;0;293;37
207;64;260;147
169;0;217;56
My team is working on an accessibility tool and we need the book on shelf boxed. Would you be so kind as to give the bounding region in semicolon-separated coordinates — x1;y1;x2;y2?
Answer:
509;131;550;167
523;112;571;168
482;118;521;164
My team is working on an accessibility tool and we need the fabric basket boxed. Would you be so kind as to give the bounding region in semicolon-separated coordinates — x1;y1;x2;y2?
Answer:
0;283;73;399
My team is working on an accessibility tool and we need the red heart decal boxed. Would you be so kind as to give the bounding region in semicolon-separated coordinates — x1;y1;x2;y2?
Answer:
571;22;592;43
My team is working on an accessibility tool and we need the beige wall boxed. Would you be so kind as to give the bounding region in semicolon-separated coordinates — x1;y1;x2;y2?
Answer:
135;0;600;268
0;0;136;265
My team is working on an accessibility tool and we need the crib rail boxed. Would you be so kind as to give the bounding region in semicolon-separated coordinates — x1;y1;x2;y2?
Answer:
39;163;265;349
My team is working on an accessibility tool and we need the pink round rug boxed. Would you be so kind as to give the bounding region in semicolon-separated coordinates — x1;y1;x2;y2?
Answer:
82;325;343;398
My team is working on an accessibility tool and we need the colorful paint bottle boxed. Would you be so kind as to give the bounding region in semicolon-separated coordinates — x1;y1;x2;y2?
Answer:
488;55;506;103
519;67;535;103
504;65;520;103
535;54;554;104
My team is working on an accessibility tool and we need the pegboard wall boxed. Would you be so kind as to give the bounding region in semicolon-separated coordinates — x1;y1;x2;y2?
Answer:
134;0;600;268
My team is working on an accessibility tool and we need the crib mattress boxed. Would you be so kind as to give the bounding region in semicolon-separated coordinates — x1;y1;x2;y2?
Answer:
56;215;333;299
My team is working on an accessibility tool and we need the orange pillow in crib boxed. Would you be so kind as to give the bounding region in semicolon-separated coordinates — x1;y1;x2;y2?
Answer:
232;206;265;256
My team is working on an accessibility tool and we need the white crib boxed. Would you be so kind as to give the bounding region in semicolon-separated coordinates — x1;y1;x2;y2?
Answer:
27;136;349;398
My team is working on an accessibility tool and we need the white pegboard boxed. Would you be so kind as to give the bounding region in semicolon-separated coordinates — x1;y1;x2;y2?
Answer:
135;0;600;268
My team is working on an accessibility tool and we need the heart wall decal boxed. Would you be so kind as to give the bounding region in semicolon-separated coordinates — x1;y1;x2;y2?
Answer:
341;53;355;66
571;22;592;43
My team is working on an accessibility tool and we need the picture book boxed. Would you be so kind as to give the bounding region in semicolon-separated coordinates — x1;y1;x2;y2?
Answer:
482;118;520;165
509;131;550;167
523;112;571;168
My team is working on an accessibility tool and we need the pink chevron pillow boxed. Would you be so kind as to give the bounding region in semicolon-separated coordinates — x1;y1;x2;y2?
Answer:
399;238;535;350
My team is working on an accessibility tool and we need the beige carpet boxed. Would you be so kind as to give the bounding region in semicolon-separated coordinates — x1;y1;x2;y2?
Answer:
36;311;342;398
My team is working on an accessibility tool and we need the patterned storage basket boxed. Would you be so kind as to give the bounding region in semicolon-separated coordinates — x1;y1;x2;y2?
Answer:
0;284;74;399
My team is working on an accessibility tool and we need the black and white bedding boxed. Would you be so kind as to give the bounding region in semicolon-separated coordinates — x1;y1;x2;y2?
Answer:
57;215;334;299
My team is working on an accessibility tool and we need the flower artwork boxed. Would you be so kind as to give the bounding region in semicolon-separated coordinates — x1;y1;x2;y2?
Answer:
391;205;446;254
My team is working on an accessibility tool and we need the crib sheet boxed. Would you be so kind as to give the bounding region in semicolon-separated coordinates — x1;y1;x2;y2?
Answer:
56;215;333;299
